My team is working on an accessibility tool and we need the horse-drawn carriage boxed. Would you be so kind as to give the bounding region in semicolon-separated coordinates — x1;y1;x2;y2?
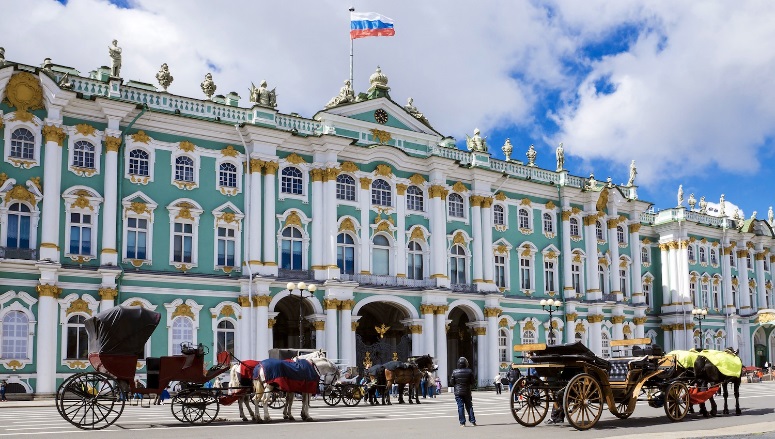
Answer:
56;306;233;430
510;338;692;430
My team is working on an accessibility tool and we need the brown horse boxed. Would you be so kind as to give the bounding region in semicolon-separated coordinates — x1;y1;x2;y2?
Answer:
382;355;435;405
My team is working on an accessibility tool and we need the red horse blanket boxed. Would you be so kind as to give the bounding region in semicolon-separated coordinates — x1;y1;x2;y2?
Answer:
254;358;319;394
689;386;720;405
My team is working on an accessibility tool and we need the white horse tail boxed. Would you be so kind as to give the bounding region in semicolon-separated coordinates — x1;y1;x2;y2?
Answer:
229;364;240;395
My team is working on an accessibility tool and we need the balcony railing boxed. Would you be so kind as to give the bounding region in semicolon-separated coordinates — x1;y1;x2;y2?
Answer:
277;269;313;280
0;247;37;260
450;283;478;294
339;273;436;289
602;293;618;302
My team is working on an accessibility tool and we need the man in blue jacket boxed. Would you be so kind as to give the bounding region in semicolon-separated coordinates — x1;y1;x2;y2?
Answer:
449;357;477;427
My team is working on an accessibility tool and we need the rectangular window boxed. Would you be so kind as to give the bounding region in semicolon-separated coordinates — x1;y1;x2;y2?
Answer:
217;227;236;266
544;260;555;293
7;213;31;249
281;240;303;270
408;253;423;279
372;248;390;276
69;213;92;255
520;258;531;290
644;283;651;307
495;255;506;288
572;264;582;296
126;217;148;259
450;258;466;284
173;222;193;263
620;269;627;296
337;246;355;275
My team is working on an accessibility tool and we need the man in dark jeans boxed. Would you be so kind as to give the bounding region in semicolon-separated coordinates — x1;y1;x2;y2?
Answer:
449;357;476;427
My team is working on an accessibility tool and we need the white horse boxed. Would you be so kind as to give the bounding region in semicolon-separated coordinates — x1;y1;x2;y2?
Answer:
228;361;258;422
252;351;339;423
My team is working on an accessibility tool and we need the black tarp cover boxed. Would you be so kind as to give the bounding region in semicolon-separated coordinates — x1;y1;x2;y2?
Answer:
85;305;161;356
530;341;611;370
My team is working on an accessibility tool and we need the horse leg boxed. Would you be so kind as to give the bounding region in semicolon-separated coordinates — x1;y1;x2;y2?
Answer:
414;381;421;404
722;382;730;415
398;383;405;404
284;392;295;421
709;394;718;417
301;393;313;421
734;380;741;415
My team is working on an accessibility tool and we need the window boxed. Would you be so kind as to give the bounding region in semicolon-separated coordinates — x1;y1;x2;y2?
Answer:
128;149;150;176
72;140;96;169
764;257;769;271
498;328;509;363
712;281;720;309
518;209;530;229
371;179;392;206
450;244;467;284
575;332;583;343
281;166;303;195
701;281;710;308
601;332;610;358
493;205;505;225
69;212;92;255
6;203;31;249
406;185;424;211
572;263;582;296
644;279;652;307
448;193;464;218
66;315;88;359
688;245;695;261
617;226;625;244
171;317;194;355
10;128;34;160
407;241;423;280
337;233;355;275
372;234;391;276
729;253;735;267
599;265;608;294
336;174;356;201
280;227;303;270
699;247;707;264
2;311;28;359
596;221;604;241
216;320;235;355
217;227;236;266
173;222;193;263
522;329;536;344
732;282;738;308
641;247;650;264
495;255;506;288
570;218;580;237
747;252;753;269
520;257;532;290
175;156;195;182
766;286;773;309
219;163;237;188
690;280;697;306
710;248;718;265
547;329;559;346
620;269;627;297
543;213;553;234
126;217;148;259
544;260;555;293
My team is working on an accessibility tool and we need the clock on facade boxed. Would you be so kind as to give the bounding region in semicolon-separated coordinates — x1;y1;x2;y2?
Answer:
374;109;389;124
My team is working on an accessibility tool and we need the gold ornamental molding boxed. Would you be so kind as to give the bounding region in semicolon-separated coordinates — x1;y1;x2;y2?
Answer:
374;164;392;177
498;318;509;328
409;173;425;185
172;303;195;319
565;312;578;322
756;312;775;324
43;125;66;145
5;72;44;122
420;304;436;315
4;359;23;371
0;173;7;187
587;314;604;324
452;181;467;193
285;211;302;227
98;287;118;300
66;298;92;316
285;153;305;164
340;161;359;173
130;131;151;144
5;184;37;205
369;128;391;144
178;141;195;152
36;284;62;298
611;315;626;324
220;305;235;318
434;305;449;315
452;231;466;245
65;360;89;370
105;136;121;152
473;327;487;336
484;307;502;318
410;227;426;242
221;145;239;157
495;192;508;201
74;124;96;137
523;321;536;331
575;322;586;333
339;218;356;233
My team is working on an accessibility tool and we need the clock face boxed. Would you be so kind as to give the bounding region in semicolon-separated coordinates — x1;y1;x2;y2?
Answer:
374;109;389;124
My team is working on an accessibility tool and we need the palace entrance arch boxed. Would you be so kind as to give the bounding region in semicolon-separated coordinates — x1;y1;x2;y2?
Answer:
447;306;477;383
272;295;315;349
355;301;411;374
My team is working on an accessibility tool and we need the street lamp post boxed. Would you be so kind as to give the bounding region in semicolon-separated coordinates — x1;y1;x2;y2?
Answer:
692;307;708;349
287;282;317;349
540;299;563;345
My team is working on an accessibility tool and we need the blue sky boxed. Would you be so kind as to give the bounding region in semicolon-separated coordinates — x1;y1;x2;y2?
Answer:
8;0;775;218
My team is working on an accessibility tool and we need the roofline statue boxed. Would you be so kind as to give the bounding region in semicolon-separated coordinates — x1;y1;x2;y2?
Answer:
465;128;488;153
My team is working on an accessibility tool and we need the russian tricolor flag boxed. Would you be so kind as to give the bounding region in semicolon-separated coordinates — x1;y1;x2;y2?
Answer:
350;12;395;39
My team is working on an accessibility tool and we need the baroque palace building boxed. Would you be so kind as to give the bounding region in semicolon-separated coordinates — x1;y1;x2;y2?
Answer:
0;48;773;396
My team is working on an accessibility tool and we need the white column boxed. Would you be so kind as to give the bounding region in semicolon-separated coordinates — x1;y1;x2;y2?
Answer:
612;317;624;341
310;169;324;271
485;310;499;385
395;185;407;277
267;312;278;351
663;326;673;352
588;311;602;356
422;306;435;358
566;306;577;344
359;178;371;274
470;197;483;283
256;296;269;360
100;136;120;266
584;214;600;299
482;198;496;284
607;214;621;300
435;306;449;387
248;162;263;271
429;186;449;285
340;300;354;366
324;299;339;360
313;320;326;350
660;243;671;307
474;327;487;387
262;162;278;274
408;323;422;356
561;209;573;296
738;247;752;311
351;316;361;369
629;225;643;304
34;283;60;394
324;168;339;273
755;251;766;311
39;125;66;262
669;243;681;305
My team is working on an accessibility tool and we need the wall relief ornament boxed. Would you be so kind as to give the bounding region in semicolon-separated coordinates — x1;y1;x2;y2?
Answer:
74;124;97;137
5;184;37;205
374;164;392;177
66;298;93;316
172;303;194;319
409;174;425;185
523;321;536;331
221;145;238;157
369;129;392;145
452;181;467;193
340;161;359;173
285;211;302;227
452;231;466;245
285;153;305;164
410;227;426;242
5;72;44;122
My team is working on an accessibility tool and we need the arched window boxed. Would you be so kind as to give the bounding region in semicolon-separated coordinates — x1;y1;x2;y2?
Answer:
570;217;580;237
712;280;721;309
371;179;392;206
729;253;736;267
175;156;195;182
710;248;718;265
219;163;237;188
407;241;424;280
542;213;553;234
406;185;424;211
6;203;31;249
171;317;194;355
449;244;467;284
216;320;235;355
66;315;88;359
701;281;710;308
281;166;303;195
693;334;701;350
372;234;391;276
616;226;625;244
336;233;355;275
595;221;604;241
2;311;29;359
280;227;303;270
601;332;610;358
641;247;650;264
128;149;150;176
498;328;509;363
336;174;356;201
493;205;505;225
518;209;530;229
73;140;96;169
521;329;536;345
10;128;34;159
448;193;464;218
688;245;695;261
544;259;556;293
699;247;707;263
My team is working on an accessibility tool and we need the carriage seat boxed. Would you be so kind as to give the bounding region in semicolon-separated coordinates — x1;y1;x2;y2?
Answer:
608;356;651;382
146;357;161;389
632;344;664;356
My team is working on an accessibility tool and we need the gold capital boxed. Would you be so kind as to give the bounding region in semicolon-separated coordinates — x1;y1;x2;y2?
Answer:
420;304;436;315
263;161;279;175
633;317;647;325
313;320;326;330
105;136;121;152
43;125;66;145
36;284;62;298
253;295;271;307
267;318;276;328
98;287;118;300
565;312;578;322
323;298;340;310
396;183;407;195
484;307;502;318
311;168;325;182
359;177;373;190
587;314;604;323
611;315;626;324
481;197;493;208
469;195;483;207
473;327;487;336
339;299;355;310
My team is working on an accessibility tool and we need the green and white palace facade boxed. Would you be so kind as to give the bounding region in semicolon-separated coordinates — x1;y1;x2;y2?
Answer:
0;51;773;397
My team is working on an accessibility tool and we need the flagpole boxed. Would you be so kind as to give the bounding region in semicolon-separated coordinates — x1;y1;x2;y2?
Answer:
349;7;355;87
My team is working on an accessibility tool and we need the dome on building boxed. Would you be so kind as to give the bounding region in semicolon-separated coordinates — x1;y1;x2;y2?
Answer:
369;66;388;88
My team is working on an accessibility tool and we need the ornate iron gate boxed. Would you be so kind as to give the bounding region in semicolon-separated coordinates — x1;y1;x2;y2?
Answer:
355;334;411;374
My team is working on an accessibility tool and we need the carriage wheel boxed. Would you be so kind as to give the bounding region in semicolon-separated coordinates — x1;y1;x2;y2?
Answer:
323;386;342;406
342;385;363;407
171;390;220;424
268;389;287;409
509;377;549;427
611;398;636;419
56;372;125;430
664;382;689;422
563;373;603;431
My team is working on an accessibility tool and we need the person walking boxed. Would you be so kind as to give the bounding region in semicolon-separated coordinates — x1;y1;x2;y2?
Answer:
434;376;441;398
449;357;477;427
493;373;502;395
0;380;7;402
507;364;521;392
